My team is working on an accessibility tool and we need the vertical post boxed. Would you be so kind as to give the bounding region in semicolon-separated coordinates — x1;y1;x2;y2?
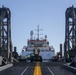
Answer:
60;44;62;58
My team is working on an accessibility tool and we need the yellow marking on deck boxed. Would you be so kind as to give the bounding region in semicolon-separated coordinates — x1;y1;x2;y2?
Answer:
34;62;42;75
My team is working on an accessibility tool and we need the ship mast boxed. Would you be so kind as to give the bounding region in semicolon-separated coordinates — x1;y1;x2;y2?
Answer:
35;25;43;40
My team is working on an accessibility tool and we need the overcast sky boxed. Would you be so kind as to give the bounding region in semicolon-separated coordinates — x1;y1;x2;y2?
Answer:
0;0;76;54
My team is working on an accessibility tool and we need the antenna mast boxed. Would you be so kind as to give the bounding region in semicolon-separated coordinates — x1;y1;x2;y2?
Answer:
35;25;43;40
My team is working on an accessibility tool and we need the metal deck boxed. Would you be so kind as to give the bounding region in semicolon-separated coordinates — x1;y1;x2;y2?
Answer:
0;62;75;75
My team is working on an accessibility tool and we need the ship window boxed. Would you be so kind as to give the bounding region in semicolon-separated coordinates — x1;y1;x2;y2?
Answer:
47;42;49;45
34;44;43;47
31;42;34;44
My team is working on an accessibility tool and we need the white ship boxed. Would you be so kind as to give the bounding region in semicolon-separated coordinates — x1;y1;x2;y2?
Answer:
21;26;55;62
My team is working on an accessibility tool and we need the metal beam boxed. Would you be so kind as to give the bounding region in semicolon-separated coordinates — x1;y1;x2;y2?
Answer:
0;6;12;63
65;6;76;62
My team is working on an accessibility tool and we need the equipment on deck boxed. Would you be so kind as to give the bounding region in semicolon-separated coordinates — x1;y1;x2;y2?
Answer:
30;47;42;62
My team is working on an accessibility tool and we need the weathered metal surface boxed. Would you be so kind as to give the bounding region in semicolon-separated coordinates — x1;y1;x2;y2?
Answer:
0;6;12;63
64;6;76;61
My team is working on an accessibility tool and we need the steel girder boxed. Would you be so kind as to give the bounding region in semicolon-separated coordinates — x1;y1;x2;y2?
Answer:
0;6;12;63
65;6;76;61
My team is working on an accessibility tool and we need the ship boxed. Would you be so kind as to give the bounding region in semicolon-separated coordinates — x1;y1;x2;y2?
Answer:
20;26;55;62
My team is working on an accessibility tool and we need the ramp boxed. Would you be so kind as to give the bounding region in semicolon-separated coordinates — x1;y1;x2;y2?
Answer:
63;55;76;73
0;64;13;71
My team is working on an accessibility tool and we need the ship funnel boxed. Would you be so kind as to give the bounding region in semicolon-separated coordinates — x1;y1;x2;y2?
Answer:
30;31;34;40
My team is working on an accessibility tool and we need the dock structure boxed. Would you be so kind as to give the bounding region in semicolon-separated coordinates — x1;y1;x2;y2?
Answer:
63;5;76;73
0;6;13;70
64;5;76;62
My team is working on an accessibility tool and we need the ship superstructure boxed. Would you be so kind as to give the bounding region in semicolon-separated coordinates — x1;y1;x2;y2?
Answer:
21;26;55;62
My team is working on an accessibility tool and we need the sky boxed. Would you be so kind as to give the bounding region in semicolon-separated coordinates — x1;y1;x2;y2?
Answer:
0;0;76;54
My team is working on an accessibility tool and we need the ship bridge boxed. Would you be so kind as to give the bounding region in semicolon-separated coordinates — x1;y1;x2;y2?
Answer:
28;39;49;47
